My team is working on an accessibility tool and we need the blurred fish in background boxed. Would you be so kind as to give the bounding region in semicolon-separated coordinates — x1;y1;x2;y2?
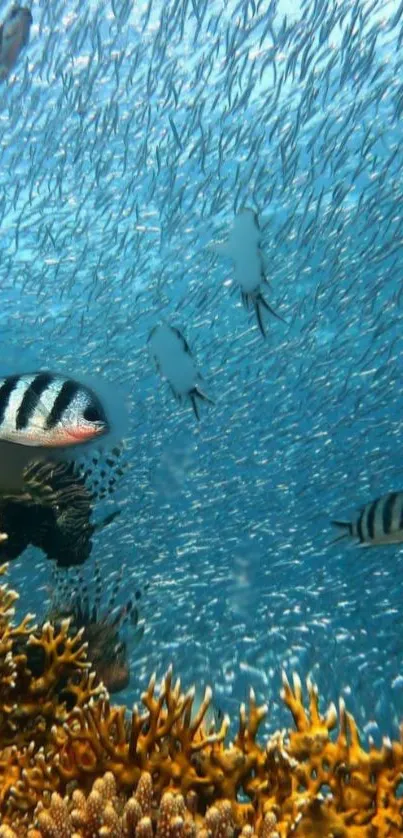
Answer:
0;5;32;80
210;209;286;336
148;324;214;420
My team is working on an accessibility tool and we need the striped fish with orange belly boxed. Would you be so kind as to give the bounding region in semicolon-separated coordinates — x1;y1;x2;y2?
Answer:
332;491;403;546
0;6;32;81
0;372;109;447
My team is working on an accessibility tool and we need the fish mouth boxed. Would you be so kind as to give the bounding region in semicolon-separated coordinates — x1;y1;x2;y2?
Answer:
67;421;109;442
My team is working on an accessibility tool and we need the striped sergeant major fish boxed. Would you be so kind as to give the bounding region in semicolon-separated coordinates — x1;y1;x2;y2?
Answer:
210;209;286;337
332;492;403;546
0;6;32;81
0;371;109;448
148;323;214;420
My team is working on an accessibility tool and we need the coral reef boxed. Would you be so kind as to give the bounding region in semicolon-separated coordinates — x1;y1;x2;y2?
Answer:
0;566;403;836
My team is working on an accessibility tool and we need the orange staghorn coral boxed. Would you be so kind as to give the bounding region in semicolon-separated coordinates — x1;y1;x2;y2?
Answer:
2;568;403;836
0;564;103;751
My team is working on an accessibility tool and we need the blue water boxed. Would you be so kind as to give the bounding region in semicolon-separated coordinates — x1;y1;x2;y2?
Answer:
3;0;403;745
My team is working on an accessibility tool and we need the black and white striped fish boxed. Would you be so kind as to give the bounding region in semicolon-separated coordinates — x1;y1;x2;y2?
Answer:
148;324;214;420
332;492;403;546
0;372;109;448
210;209;286;337
0;6;32;81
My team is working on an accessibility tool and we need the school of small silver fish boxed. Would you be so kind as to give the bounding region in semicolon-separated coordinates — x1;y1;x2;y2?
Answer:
2;0;403;737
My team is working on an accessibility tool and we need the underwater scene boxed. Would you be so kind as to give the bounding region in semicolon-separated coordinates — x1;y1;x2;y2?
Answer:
1;0;403;833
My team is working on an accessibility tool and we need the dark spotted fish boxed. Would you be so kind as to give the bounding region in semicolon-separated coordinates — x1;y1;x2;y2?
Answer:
76;444;127;501
332;492;403;546
0;372;109;447
0;6;32;81
0;455;123;567
46;560;147;692
148;323;214;420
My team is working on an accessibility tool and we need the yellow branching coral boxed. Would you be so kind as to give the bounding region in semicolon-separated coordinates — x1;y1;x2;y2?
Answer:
0;564;103;753
2;568;403;836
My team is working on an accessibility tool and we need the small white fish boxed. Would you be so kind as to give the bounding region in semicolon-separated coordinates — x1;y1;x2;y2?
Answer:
148;324;214;420
332;492;403;546
211;208;286;337
0;6;32;81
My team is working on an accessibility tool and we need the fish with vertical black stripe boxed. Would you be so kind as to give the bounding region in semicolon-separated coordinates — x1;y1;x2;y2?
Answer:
0;371;109;447
331;492;403;546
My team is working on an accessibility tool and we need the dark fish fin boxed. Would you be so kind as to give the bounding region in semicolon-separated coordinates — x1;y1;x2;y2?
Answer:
190;392;200;421
254;299;266;337
330;520;352;544
241;290;250;310
259;293;287;323
189;386;214;421
93;509;121;533
172;326;192;356
193;386;215;406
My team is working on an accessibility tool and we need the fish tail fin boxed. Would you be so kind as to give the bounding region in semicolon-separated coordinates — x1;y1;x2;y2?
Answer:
254;298;266;337
241;290;250;310
193;385;215;406
190;392;200;421
259;293;287;323
330;520;352;544
189;387;214;420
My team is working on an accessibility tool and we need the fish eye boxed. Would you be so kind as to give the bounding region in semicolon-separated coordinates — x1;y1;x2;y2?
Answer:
83;405;103;423
9;7;20;19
